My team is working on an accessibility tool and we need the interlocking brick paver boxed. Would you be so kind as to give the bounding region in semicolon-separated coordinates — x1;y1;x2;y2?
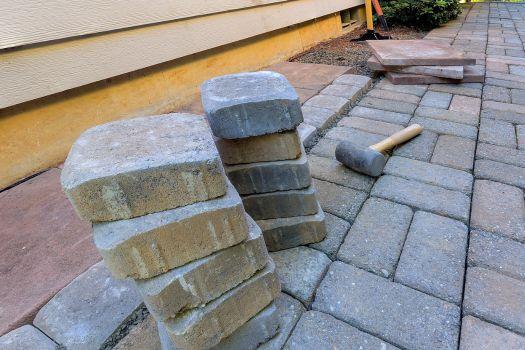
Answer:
485;77;524;89
415;106;479;126
511;89;525;105
469;230;525;281
518;125;525;150
395;211;468;304
0;325;57;350
483;100;525;115
449;95;482;115
303;94;348;113
337;198;413;278
301;106;336;130
320;84;362;101
367;89;421;104
358;96;418;114
285;311;399;350
337;117;404;136
309;212;350;260
376;79;427;96
312;262;460;350
460;316;525;350
481;107;525;124
311;179;367;222
371;175;470;222
393;130;439;161
475;159;525;189
476;142;525;167
464;267;525;336
324;126;384;145
383;156;473;194
478;118;517;147
271;247;330;305
420;91;453;109
431;135;476;171
308;155;374;191
349;106;412;125
483;85;511;102
297;123;316;147
332;74;372;89
411;116;478;139
429;83;482;98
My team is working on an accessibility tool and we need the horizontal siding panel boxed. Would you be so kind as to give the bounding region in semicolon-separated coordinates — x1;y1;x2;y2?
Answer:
1;0;291;49
0;0;363;109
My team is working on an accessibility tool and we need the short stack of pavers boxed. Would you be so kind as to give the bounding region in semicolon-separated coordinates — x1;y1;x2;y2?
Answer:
367;39;484;84
60;113;281;350
201;71;327;252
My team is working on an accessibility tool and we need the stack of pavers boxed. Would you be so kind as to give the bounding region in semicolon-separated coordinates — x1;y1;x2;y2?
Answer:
201;71;327;252
367;39;484;84
60;113;281;350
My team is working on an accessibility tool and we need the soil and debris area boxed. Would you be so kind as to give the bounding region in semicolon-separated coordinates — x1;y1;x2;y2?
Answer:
290;26;428;76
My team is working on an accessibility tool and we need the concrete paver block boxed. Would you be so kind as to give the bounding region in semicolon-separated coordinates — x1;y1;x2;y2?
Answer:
201;71;302;139
479;118;517;148
338;117;404;136
285;311;399;350
267;62;349;91
431;135;476;171
114;314;161;350
393;130;439;162
257;204;327;251
420;91;453;109
242;185;319;220
226;150;311;195
301;106;337;130
297;123;317;147
460;316;525;350
271;247;331;305
358;96;417;114
483;85;511;103
481;107;525;124
476;142;525;168
312;262;460;350
309;155;375;192
411;116;477;139
324;126;384;146
309;212;350;260
312;179;367;222
349;106;412;125
517;125;525;150
475;159;525;189
61;113;226;221
366;88;421;104
449;95;482;115
0;325;57;350
93;181;248;279
376;79;427;96
415;106;479;126
215;131;301;165
161;260;280;350
386;66;484;84
320;84;362;101
136;216;268;320
33;262;143;349
338;198;413;278
303;94;349;113
429;83;482;98
332;74;372;89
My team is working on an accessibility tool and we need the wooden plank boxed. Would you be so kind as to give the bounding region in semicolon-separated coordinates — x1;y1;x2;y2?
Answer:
1;0;290;49
0;0;362;109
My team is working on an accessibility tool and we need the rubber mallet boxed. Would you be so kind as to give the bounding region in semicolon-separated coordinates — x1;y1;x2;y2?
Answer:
335;124;423;177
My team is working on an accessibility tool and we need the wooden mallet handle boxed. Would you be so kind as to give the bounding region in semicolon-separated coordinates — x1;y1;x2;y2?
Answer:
370;124;423;153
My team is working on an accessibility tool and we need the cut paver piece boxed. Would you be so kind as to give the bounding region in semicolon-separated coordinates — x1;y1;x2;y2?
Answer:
337;117;404;136
61;113;226;222
201;71;302;139
470;180;525;242
257;204;326;251
242;185;318;220
475;159;525;189
371;175;470;222
225;150;311;195
33;262;143;350
395;211;468;305
476;142;525;168
0;325;57;350
312;178;367;222
135;216;268;320
93;181;248;279
420;91;453;109
303;94;348;113
214;130;301;165
349;106;412;125
309;155;375;192
368;40;476;66
271;246;330;305
309;212;351;260
301;106;336;130
312;262;460;350
383;156;473;194
464;267;525;336
478;118;517;148
469;230;525;281
337;198;413;278
161;260;280;350
393;130;439;161
368;55;464;79
285;311;399;350
431;135;476;171
460;316;525;350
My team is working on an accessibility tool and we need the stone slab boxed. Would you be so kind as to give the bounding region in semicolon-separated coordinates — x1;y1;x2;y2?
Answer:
257;204;327;251
136;216;268;320
368;39;476;66
271;247;330;305
201;71;302;139
33;262;143;349
386;66;484;84
383;156;473;194
61;113;226;222
295;88;318;104
476;142;525;168
161;260;280;350
431;135;476;171
337;117;404;136
312;178;368;222
242;185;319;220
337;198;413;278
93;181;248;279
469;230;525;281
464;267;525;336
415;106;479;126
309;212;351;260
225;150;311;195
268;62;349;91
471;180;525;242
312;262;461;350
349;106;412;125
395;211;468;304
411;116;478;140
393;130;439;162
301;106;336;130
460;315;525;350
0;325;57;350
285;311;399;350
309;154;375;192
114;314;161;350
371;175;470;222
214;131;302;165
368;55;464;79
475;159;525;189
0;169;100;336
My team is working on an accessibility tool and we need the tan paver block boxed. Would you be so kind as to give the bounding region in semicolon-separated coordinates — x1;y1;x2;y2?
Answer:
135;216;268;320
215;130;301;165
61;113;227;222
449;95;481;115
93;181;248;279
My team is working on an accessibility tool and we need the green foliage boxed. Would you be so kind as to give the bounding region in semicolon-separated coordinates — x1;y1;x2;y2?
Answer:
380;0;462;30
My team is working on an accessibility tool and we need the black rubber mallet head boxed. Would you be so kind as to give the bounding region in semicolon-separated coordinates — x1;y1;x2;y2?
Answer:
335;124;423;177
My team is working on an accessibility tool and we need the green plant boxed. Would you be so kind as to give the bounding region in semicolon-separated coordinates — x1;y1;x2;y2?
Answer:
380;0;462;30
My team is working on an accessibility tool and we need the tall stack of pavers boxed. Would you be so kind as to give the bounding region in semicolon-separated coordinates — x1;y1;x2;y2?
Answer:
201;71;327;252
60;113;281;350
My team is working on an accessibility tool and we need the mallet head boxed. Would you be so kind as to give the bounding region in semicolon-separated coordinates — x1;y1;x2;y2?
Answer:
335;141;387;177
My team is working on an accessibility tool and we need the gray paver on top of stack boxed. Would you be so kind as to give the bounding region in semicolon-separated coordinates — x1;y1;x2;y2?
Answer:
0;325;57;350
312;261;460;350
201;71;302;139
60;113;227;222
